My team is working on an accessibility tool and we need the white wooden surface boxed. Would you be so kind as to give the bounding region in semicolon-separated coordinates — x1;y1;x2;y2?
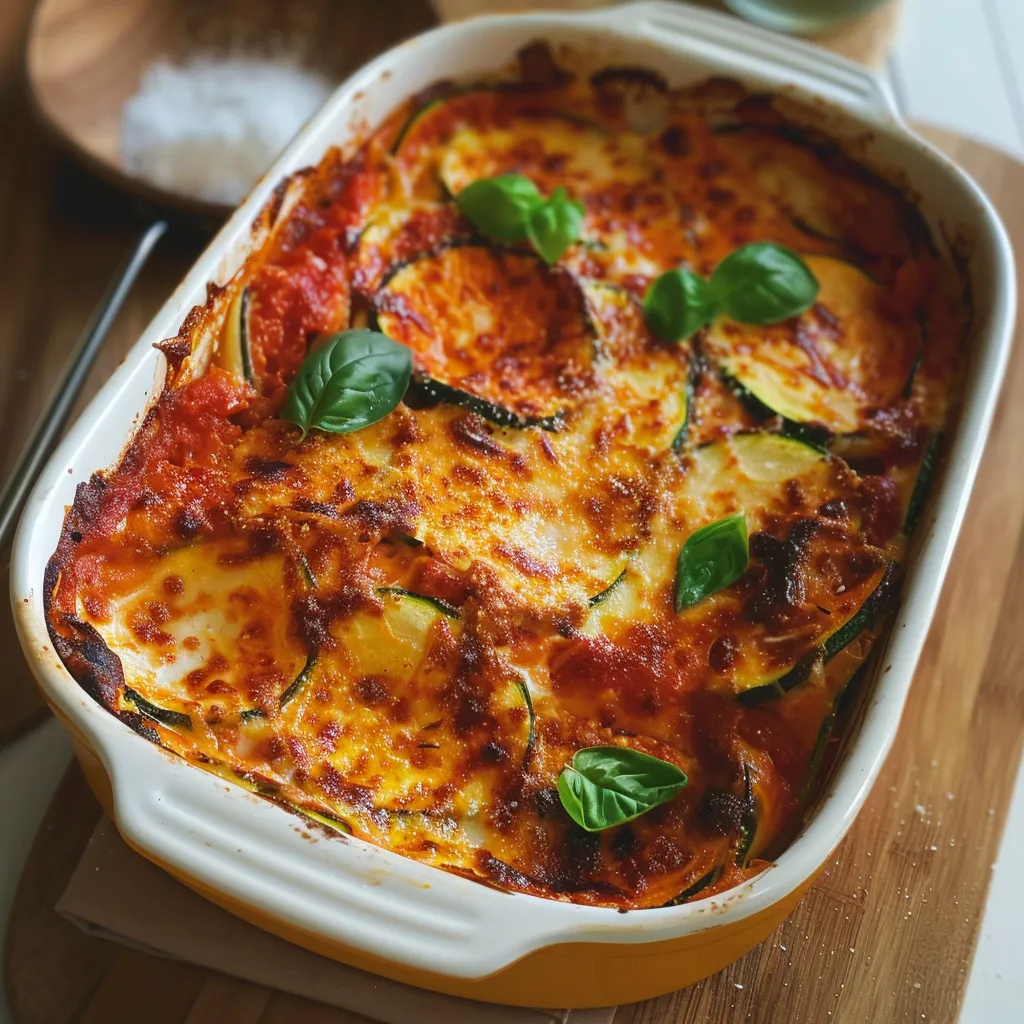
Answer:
1;3;1022;1022
889;4;1024;1022
890;0;1024;159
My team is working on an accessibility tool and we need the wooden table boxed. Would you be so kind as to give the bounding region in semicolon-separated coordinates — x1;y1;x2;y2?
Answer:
3;1;1023;1021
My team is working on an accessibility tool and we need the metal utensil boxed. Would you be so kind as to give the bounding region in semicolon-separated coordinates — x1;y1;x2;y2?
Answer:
0;220;168;549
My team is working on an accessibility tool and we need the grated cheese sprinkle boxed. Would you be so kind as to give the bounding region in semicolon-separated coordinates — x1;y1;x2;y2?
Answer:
120;57;332;206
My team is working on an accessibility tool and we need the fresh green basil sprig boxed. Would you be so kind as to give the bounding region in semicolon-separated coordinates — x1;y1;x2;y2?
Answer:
455;174;584;265
557;746;688;832
675;513;749;611
644;242;819;342
281;329;411;440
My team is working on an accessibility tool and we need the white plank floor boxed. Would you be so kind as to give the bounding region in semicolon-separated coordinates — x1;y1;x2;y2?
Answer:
890;0;1024;158
1;3;1022;1023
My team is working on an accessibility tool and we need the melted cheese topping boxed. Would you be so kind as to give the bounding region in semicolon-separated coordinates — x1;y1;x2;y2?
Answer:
45;59;963;909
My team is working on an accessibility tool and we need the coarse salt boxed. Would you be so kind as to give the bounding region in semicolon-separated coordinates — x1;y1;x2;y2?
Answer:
121;56;332;205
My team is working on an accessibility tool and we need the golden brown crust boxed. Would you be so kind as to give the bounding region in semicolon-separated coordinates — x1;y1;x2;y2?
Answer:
44;51;963;909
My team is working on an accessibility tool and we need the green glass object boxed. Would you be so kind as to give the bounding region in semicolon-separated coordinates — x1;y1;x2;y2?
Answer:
723;0;888;35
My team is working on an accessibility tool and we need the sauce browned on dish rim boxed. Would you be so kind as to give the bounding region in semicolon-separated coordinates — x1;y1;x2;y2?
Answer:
44;46;964;909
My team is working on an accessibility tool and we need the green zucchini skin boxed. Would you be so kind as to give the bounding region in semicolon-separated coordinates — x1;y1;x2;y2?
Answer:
820;601;874;662
279;650;320;708
670;356;698;455
662;865;724;907
123;687;192;730
376;585;461;619
238;286;256;386
295;550;316;590
218;284;256;387
788;218;877;275
392;86;607;159
735;764;758;868
799;711;836;801
517;679;536;766
240;649;319;722
722;372;833;451
296;807;353;835
903;434;940;535
798;659;872;801
902;349;923;400
823;561;900;660
739;561;901;705
790;215;846;249
587;564;629;608
394;532;424;548
390;86;491;155
406;373;564;432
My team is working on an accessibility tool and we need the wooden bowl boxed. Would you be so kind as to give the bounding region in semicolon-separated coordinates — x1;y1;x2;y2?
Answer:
26;0;436;217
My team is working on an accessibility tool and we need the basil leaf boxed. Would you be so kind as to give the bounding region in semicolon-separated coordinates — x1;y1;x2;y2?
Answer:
675;512;748;611
708;242;818;325
281;330;411;439
643;268;713;341
526;187;585;265
557;746;688;832
455;174;542;243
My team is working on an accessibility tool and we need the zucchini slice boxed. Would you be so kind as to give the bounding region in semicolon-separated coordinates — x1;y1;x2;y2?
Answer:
376;585;460;620
662;866;724;907
903;434;939;535
352;202;463;294
800;710;836;801
240;648;319;721
391;87;499;158
437;115;625;200
376;245;595;424
713;126;920;262
217;285;256;386
705;256;921;435
903;348;923;400
739;561;899;703
296;806;353;836
278;649;319;707
517;679;536;766
295;550;317;590
123;687;192;730
586;431;838;628
298;590;467;815
582;281;691;452
393;88;610;195
337;585;465;684
406;373;563;431
588;558;630;609
735;764;759;868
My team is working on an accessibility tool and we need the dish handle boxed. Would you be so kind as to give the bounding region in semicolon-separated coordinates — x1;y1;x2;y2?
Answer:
109;754;577;980
587;0;901;123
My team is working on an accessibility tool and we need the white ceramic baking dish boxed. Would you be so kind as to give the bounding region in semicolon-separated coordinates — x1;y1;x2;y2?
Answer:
11;1;1015;1008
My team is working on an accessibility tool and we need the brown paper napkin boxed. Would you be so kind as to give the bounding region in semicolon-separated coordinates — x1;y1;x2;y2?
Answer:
57;817;617;1024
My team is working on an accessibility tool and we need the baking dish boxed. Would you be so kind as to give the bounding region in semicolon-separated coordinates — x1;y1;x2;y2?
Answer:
11;1;1015;1008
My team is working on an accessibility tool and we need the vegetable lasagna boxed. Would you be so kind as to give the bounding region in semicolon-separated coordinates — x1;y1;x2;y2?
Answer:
45;48;965;909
